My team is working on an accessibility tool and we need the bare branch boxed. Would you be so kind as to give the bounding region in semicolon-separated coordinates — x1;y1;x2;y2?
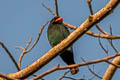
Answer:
98;38;108;55
63;76;84;80
41;2;56;17
81;57;102;79
102;56;120;80
32;65;60;80
18;49;26;69
109;26;113;38
106;60;120;68
17;22;48;69
106;46;109;57
89;72;101;80
14;46;25;50
86;0;93;15
96;25;109;35
107;26;119;53
58;71;69;80
16;35;33;69
87;31;120;39
27;21;48;53
64;19;120;39
54;0;59;16
64;21;120;39
25;35;32;50
0;41;20;71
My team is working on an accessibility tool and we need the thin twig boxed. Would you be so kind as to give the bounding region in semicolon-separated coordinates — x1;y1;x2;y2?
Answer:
0;41;20;71
58;71;70;80
89;71;101;80
32;65;60;80
32;74;45;80
81;57;102;79
59;71;85;80
14;46;25;50
107;26;119;53
86;0;93;15
106;46;109;57
88;31;120;39
98;38;108;55
110;25;113;36
41;2;56;16
106;60;120;68
63;20;120;39
54;0;59;16
16;35;32;69
25;35;32;50
27;21;48;53
63;76;85;80
18;49;26;69
96;25;109;35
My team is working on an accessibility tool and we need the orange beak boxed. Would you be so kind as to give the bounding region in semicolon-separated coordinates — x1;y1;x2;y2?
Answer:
55;17;63;22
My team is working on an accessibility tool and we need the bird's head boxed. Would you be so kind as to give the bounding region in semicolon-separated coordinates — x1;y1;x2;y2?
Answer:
51;16;63;24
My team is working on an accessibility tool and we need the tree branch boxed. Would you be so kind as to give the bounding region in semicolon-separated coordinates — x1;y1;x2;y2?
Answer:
102;56;120;80
107;26;119;53
41;3;56;16
0;41;20;71
81;57;102;79
54;0;59;16
27;21;48;53
58;71;69;80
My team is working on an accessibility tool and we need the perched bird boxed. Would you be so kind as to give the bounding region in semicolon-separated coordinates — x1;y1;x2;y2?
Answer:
47;16;79;75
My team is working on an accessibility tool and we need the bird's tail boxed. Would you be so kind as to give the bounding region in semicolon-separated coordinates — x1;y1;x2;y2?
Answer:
70;66;79;75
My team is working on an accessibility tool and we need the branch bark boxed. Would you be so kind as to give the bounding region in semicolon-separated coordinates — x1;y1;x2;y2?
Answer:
102;56;120;80
7;0;119;79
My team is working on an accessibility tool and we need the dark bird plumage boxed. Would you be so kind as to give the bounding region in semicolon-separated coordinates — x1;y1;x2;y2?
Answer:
47;16;79;75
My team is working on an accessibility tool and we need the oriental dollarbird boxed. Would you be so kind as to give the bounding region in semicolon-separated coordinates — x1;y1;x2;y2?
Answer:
47;16;79;75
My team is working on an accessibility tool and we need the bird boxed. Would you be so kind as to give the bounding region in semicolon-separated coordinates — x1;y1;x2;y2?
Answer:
47;16;79;75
